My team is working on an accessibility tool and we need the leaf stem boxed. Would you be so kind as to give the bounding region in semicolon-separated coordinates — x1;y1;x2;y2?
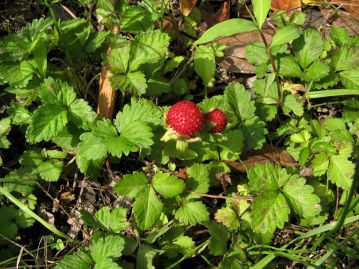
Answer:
187;190;253;201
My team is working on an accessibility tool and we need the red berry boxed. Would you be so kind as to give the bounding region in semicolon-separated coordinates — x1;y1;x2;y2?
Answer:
166;101;205;137
206;108;227;133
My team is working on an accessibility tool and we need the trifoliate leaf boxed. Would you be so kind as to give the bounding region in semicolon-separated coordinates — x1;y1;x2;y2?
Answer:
328;155;355;190
225;82;256;121
186;163;210;198
152;171;185;198
278;55;302;78
133;186;163;230
332;45;359;72
270;25;300;47
302;60;330;82
293;28;323;69
241;116;267;150
26;104;68;143
114;171;149;198
206;222;229;256
339;67;359;88
130;30;170;71
194;45;216;87
283;175;321;218
175;201;210;225
215;207;240;230
136;244;162;269
248;163;289;193
313;73;340;89
90;234;125;262
76;155;104;179
69;99;97;129
245;41;268;65
94;207;129;233
115;98;162;131
37;159;63;181
77;133;107;160
54;251;93;269
282;94;304;116
251;192;290;235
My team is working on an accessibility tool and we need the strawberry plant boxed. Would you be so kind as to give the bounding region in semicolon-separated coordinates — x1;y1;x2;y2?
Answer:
0;0;358;268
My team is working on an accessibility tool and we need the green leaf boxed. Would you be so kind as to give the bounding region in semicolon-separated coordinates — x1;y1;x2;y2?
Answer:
0;61;34;87
186;163;210;198
152;171;185;198
133;186;163;230
219;129;244;160
130;30;170;71
251;192;290;235
37;159;63;181
282;94;304;116
330;27;349;46
7;101;32;125
52;123;82;150
194;18;258;45
54;251;93;269
69;99;97;129
245;41;268;65
194;45;216;87
39;78;77;106
328;155;355;190
339;67;359;88
109;40;131;74
106;136;136;158
215;207;240;230
253;75;278;104
171;235;196;256
278;55;302;78
84;31;109;53
121;120;153;149
270;25;300;48
206;222;229;256
136;245;162;269
283;175;321;218
26;104;68;143
293;28;323;69
110;72;147;96
90;234;125;262
114;171;149;198
302;60;330;82
115;98;162;131
76;155;104;179
242;116;267;149
94;207;129;233
248;163;289;193
93;259;122;269
77;133;108;160
252;0;271;29
311;152;330;176
224;82;256;121
332;45;359;72
175;201;210;225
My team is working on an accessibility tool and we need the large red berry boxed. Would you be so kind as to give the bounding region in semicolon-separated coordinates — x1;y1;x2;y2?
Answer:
206;108;227;133
166;101;205;137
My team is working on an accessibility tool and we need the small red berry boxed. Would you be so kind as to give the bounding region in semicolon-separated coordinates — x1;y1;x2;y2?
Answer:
166;101;205;137
206;108;227;133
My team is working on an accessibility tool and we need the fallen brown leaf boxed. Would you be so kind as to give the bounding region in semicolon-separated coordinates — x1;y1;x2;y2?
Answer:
200;0;231;27
224;145;298;173
180;0;198;16
271;0;302;11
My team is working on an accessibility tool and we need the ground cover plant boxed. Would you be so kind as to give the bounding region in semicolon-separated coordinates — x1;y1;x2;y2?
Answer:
0;0;358;268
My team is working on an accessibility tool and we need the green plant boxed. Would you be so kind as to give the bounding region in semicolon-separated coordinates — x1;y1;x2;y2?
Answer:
0;0;358;267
